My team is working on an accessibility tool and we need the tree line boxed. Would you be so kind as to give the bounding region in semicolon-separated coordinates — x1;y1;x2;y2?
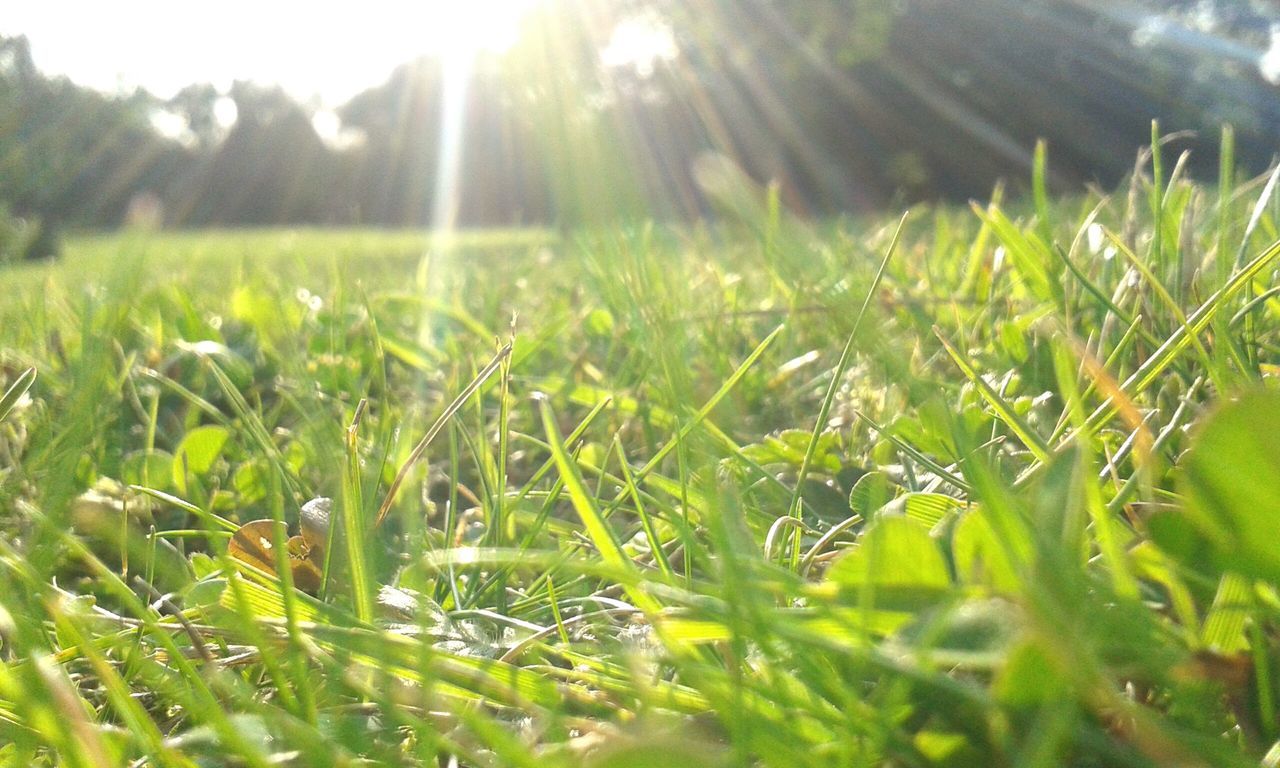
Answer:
1;0;1278;257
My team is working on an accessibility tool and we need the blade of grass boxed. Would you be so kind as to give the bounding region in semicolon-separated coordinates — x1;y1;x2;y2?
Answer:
0;367;35;423
1150;121;1166;269
1201;573;1250;653
934;329;1053;464
1033;139;1053;241
49;604;174;763
1104;229;1225;392
1235;161;1280;270
204;359;305;501
1047;335;1139;599
3;530;275;768
493;326;515;550
614;436;676;581
628;324;785;488
537;395;661;616
374;341;512;527
853;410;972;493
341;399;374;624
1072;236;1280;441
787;212;907;567
1217;124;1236;287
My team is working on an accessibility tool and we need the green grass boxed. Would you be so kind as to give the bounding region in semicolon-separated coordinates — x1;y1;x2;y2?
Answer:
2;136;1280;766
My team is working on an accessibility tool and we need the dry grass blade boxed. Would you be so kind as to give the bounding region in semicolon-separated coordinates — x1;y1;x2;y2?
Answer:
374;341;513;527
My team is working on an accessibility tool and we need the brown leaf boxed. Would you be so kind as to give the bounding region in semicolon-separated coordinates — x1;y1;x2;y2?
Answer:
287;535;323;593
228;520;282;575
227;519;323;594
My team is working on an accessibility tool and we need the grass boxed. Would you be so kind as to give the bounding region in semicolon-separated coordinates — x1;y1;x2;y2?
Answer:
1;133;1280;766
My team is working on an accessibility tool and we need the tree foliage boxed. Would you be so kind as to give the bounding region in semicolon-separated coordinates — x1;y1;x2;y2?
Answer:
1;0;1279;238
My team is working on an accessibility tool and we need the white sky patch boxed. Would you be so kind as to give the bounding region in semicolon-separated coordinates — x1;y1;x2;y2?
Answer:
1260;24;1280;85
311;109;365;150
213;96;238;129
0;0;538;106
601;12;678;78
1130;16;1171;48
149;109;190;144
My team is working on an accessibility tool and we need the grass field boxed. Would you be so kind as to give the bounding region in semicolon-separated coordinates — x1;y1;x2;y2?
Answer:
2;138;1280;766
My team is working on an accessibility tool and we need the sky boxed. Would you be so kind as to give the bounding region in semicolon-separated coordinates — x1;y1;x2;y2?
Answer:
0;0;538;106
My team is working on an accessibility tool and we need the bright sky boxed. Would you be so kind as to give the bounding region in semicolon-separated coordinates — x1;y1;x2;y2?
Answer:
0;0;537;106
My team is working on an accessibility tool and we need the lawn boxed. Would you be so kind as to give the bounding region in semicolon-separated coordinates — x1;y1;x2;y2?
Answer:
1;139;1280;766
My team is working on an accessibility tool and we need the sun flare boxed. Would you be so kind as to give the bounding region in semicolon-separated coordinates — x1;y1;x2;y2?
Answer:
406;0;538;62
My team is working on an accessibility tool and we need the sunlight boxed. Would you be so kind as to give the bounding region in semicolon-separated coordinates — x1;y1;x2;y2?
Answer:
600;11;678;77
1;1;542;105
398;0;537;63
404;0;541;235
413;0;539;344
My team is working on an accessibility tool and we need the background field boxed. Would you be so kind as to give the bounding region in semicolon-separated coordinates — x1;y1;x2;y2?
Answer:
2;145;1280;765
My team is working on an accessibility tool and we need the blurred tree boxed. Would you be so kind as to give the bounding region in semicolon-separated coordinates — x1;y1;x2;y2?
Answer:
336;59;446;225
0;35;38;85
167;83;225;150
171;82;332;225
0;34;181;251
2;1;1280;233
0;202;43;262
636;0;1280;208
